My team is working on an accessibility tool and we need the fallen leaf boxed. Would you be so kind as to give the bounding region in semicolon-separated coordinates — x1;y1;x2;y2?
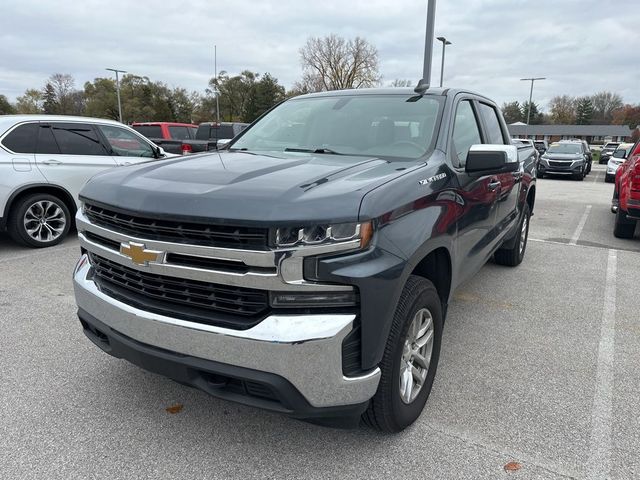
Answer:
504;461;522;472
165;403;184;414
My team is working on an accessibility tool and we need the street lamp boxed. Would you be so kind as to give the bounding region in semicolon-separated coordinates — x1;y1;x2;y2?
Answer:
436;36;452;88
106;68;127;123
520;77;546;129
214;45;220;123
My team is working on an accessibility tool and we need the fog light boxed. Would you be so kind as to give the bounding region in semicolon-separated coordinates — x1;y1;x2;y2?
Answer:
270;291;358;308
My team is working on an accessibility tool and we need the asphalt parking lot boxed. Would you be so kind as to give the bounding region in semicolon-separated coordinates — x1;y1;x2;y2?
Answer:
1;163;639;480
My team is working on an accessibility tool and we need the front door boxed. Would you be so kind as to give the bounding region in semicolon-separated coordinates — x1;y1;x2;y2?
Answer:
450;99;501;284
34;122;118;207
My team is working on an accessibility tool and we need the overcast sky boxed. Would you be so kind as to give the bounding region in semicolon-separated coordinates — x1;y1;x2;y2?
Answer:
1;0;638;110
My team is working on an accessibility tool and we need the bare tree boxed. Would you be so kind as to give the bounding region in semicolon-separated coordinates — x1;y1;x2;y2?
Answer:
389;79;413;87
299;34;381;92
549;95;576;124
48;73;78;114
591;91;623;124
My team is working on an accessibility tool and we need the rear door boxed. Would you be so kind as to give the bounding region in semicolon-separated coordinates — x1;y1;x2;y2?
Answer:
477;102;521;236
95;124;157;166
450;98;501;283
34;122;118;206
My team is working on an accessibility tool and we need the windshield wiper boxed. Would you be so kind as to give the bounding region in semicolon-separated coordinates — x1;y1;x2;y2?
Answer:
284;147;344;155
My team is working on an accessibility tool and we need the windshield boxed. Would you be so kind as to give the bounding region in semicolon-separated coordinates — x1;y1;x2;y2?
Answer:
613;146;631;158
231;94;444;159
547;143;581;154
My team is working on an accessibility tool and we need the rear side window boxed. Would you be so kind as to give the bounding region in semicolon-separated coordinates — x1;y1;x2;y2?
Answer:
132;125;163;138
2;123;38;153
51;123;108;155
97;125;155;158
168;126;190;140
478;103;506;145
451;100;482;167
37;125;61;154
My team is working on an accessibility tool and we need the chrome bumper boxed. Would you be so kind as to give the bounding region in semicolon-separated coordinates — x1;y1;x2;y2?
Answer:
73;256;380;408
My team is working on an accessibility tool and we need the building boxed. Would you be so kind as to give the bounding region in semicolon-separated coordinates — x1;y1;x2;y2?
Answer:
507;124;634;144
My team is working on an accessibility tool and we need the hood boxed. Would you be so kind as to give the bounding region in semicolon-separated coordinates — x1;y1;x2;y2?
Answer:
543;153;582;160
80;151;425;225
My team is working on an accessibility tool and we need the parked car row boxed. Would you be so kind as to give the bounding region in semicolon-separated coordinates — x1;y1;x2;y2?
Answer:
131;121;249;155
605;142;635;183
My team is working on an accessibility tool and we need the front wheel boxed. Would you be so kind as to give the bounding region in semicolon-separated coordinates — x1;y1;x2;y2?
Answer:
7;193;71;248
363;276;442;432
494;203;531;266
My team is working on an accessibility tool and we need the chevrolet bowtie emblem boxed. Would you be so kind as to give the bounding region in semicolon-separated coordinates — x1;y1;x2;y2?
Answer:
120;242;163;266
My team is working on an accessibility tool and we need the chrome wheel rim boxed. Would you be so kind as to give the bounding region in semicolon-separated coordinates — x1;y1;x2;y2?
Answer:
399;308;434;404
23;200;66;243
519;213;529;256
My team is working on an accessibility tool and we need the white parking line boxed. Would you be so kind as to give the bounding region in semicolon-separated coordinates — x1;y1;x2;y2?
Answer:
586;249;617;480
569;205;592;245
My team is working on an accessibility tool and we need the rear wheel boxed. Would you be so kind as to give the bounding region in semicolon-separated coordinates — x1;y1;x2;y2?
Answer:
7;193;71;248
363;276;442;432
494;203;531;267
613;209;636;239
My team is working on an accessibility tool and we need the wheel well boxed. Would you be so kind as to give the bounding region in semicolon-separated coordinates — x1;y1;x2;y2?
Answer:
4;185;77;224
411;247;452;311
526;185;536;213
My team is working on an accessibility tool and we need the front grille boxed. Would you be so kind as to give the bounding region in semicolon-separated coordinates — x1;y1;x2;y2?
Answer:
89;254;269;329
84;202;269;249
548;160;571;168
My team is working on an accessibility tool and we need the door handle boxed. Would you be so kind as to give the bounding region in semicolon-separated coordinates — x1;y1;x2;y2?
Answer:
41;159;62;165
488;181;501;191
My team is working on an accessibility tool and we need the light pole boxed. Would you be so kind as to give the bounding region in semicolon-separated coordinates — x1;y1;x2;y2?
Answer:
436;36;452;88
106;68;127;123
520;77;546;132
214;45;220;123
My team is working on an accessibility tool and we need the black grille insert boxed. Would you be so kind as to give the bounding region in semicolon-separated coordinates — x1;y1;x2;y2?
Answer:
84;202;269;249
89;254;269;329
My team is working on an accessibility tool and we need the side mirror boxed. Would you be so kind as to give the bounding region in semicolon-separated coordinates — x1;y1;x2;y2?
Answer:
465;144;519;174
216;138;231;149
154;146;166;158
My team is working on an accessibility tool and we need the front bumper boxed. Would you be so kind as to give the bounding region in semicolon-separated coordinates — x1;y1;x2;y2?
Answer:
73;256;380;414
538;160;584;175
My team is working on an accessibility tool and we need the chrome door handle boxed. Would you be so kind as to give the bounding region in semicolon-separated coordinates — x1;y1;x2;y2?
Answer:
488;181;501;191
41;159;62;165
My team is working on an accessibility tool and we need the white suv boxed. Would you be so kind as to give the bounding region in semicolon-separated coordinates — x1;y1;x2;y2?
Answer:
0;115;169;248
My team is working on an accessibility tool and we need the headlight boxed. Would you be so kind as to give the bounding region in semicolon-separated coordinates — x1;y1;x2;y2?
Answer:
275;221;373;249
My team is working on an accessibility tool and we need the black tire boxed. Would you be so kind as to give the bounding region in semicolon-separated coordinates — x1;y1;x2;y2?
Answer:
537;171;544;179
605;175;614;183
574;169;585;181
494;203;531;267
363;275;442;433
7;193;72;248
613;209;636;239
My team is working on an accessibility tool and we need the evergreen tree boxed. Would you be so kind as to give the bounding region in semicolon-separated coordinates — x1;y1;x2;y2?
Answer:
521;101;543;124
575;97;594;125
244;73;286;122
501;101;523;124
42;83;58;114
0;94;16;114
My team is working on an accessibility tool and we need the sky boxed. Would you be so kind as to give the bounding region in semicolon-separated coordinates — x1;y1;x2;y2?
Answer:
1;0;638;111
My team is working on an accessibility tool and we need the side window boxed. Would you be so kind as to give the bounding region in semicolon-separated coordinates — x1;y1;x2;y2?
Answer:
2;123;38;153
451;100;482;167
168;126;190;140
97;125;155;158
37;125;61;154
51;123;109;155
478;103;506;144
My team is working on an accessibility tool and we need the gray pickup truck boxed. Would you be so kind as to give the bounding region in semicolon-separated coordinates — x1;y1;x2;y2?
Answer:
73;87;536;432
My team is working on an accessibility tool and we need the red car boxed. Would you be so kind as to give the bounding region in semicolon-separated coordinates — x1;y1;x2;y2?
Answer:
612;139;640;238
131;122;198;155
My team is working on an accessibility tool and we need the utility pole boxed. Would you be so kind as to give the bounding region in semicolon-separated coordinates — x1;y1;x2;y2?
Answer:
106;68;127;123
414;0;437;94
214;45;220;123
520;77;546;135
436;36;452;88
